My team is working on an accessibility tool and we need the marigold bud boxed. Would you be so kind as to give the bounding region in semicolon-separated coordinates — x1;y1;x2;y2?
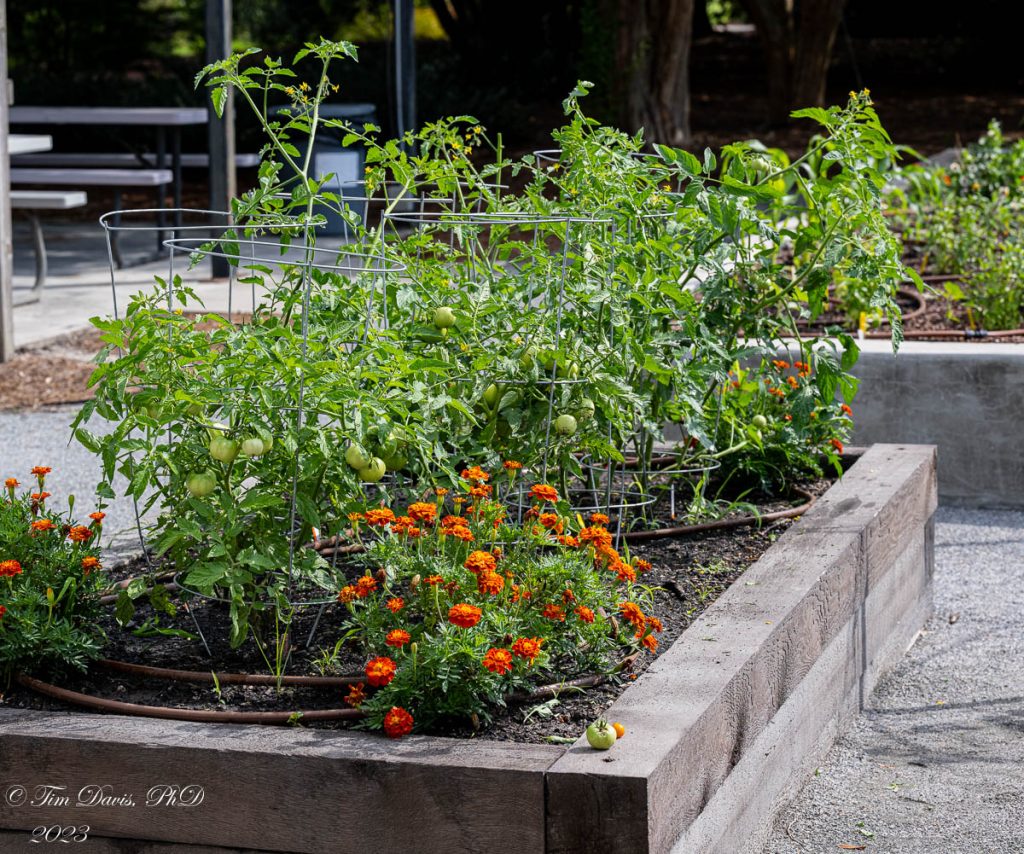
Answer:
410;574;421;591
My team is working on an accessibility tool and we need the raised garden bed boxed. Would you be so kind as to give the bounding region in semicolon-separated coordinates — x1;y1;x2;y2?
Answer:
0;443;937;853
846;340;1024;508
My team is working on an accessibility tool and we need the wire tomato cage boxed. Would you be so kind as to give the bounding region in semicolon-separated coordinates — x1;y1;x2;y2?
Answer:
96;208;408;655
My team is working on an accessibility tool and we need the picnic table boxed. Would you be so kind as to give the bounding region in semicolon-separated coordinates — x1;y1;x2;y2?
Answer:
9;106;208;241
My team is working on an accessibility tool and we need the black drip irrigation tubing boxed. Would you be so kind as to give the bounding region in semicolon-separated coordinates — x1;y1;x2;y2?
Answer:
15;672;368;725
622;486;815;543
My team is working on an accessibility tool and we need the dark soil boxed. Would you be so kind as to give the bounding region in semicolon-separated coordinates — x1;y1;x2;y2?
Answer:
2;478;831;744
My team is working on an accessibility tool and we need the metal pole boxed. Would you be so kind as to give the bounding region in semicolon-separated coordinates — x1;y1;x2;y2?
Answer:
206;0;235;278
0;0;14;362
394;0;415;146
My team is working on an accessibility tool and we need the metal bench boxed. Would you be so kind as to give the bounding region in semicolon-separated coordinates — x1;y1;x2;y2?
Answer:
10;189;88;306
12;152;262;169
10;167;173;268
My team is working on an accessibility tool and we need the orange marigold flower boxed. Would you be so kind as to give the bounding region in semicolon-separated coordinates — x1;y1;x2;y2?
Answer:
784;414;793;422
81;556;101;574
365;656;397;687
830;438;845;454
89;511;106;524
448;603;482;628
542;603;566;621
557;534;581;548
562;588;575;603
31;466;52;477
538;512;563;531
31;492;51;503
574;605;595;623
768;387;786;399
423;574;444;586
67;525;93;543
0;559;23;578
441;514;469;528
383;706;414;738
794;361;809;371
619;601;645;630
529;484;559;503
464;550;497;575
452;496;466;505
386;629;411;648
448;526;474;543
348;511;364;523
338;585;359;604
356;575;379;598
469;484;493;499
579;525;613;547
344;682;366;708
364;508;397;527
461;466;489;483
503;460;523;471
641;633;659;653
589;512;610;526
482;647;514;675
634;558;652;574
477;570;504;596
511;637;544;662
385;597;405;613
841;403;853;416
407;502;437;524
435;487;449;497
646;615;664;633
786;376;799;389
614;562;637;584
4;478;18;489
30;519;57;533
772;360;790;370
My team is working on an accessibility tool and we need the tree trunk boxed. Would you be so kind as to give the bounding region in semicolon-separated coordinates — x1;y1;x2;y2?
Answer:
742;0;847;125
617;0;695;145
793;0;846;107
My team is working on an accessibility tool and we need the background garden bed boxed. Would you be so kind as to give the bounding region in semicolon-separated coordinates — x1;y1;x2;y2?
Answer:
0;444;936;853
844;339;1023;508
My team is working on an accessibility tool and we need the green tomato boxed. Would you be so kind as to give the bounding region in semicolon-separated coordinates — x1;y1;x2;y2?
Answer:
554;413;578;437
345;443;370;471
586;719;617;750
575;397;596;423
482;383;502;408
185;471;217;498
381;451;409;472
240;437;267;457
520;347;536;369
260;434;274;452
433;306;457;329
558;361;580;380
358;458;387;483
752;414;769;430
209;436;239;464
185;402;204;417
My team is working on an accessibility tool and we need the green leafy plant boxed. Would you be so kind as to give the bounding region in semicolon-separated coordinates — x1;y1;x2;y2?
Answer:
0;468;106;679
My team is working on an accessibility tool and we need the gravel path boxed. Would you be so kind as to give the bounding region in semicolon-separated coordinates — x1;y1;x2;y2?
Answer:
763;506;1024;854
0;405;149;562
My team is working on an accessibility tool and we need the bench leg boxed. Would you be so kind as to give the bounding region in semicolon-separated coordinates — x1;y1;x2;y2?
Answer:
12;212;47;307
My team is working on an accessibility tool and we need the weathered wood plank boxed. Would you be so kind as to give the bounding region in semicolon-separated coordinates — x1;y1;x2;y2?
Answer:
0;829;269;853
0;715;559;854
671;519;933;853
545;444;936;854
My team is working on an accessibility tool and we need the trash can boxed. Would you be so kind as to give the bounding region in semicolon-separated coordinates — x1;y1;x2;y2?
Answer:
273;102;377;236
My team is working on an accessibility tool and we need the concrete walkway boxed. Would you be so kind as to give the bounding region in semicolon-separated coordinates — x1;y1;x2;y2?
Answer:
0;406;150;561
763;507;1024;854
